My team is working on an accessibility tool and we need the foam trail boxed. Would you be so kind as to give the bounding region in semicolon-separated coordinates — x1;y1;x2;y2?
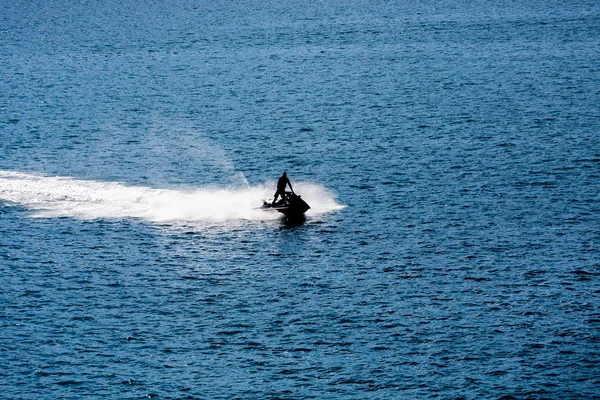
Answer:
0;171;344;223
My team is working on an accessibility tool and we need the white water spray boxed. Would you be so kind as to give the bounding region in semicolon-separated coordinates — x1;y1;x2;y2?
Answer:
0;170;344;223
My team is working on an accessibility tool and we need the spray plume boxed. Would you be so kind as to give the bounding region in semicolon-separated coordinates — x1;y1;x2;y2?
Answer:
0;170;344;224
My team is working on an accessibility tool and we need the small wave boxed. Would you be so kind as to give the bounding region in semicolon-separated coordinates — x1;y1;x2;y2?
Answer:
0;170;344;223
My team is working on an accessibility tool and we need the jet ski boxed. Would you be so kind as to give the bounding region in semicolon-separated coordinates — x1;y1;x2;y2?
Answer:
261;191;310;217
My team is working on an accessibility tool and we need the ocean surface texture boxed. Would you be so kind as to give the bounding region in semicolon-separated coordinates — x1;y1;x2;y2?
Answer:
1;0;599;398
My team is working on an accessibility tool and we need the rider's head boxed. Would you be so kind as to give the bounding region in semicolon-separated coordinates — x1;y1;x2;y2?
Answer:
282;172;287;177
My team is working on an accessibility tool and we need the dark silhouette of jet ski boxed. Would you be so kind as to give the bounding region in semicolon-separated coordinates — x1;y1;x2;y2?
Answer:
261;191;310;217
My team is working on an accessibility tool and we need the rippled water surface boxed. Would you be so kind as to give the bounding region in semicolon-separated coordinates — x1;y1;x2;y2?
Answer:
1;0;599;398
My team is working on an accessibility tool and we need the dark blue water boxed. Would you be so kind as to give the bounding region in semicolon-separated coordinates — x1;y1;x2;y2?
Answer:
1;0;599;398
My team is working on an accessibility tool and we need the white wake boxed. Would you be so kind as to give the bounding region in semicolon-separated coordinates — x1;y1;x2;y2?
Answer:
0;170;344;223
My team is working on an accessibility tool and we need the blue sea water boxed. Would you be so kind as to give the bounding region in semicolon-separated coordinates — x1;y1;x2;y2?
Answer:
1;0;599;398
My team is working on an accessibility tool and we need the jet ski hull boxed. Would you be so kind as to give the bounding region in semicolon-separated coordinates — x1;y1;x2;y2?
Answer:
261;193;310;217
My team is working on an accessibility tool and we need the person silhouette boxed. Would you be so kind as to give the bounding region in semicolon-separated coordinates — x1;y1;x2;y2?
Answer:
273;172;294;204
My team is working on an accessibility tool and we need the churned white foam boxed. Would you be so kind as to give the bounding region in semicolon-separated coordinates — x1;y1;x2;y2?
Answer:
0;170;344;223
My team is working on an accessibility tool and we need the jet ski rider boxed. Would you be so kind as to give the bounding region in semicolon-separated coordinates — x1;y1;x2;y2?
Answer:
273;171;294;204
